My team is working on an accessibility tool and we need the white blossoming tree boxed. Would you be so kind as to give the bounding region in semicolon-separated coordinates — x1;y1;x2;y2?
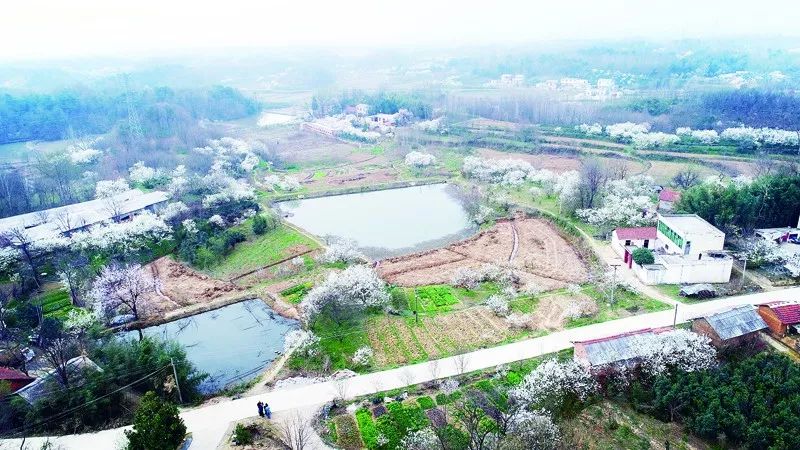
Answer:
485;294;510;317
352;346;374;367
638;330;716;377
511;359;597;415
320;239;368;264
283;329;320;357
95;178;130;199
404;151;437;167
504;410;561;450
300;266;390;324
90;264;156;322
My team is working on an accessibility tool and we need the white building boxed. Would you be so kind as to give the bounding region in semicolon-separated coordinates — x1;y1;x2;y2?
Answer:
617;213;733;285
355;103;370;116
611;227;658;256
0;189;168;243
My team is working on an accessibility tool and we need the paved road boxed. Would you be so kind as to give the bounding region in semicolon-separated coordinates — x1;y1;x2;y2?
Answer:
4;287;797;450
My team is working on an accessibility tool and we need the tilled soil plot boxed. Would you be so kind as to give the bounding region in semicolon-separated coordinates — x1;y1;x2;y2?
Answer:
367;307;512;366
377;217;589;291
143;257;243;317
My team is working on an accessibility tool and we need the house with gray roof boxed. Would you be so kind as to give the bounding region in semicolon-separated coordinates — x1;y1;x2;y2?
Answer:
15;355;103;405
573;327;673;369
692;305;767;348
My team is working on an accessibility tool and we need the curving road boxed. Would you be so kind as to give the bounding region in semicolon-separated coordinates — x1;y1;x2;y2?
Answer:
3;286;798;450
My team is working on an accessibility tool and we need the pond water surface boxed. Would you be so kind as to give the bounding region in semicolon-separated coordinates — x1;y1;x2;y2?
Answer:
277;183;477;259
120;299;296;394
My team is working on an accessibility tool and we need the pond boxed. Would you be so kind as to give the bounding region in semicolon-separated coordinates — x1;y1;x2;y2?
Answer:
120;299;296;394
277;183;477;259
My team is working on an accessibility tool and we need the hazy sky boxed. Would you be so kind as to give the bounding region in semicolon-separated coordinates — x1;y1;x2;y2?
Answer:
2;0;800;61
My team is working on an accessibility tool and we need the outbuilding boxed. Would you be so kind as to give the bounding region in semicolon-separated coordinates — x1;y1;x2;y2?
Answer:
692;305;767;347
573;327;673;369
611;227;657;260
0;367;35;392
757;301;800;337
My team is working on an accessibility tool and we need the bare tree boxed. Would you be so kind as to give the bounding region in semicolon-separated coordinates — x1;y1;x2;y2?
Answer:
56;253;90;307
277;410;313;450
607;160;629;180
4;228;41;288
53;211;75;234
453;390;496;450
428;359;441;383
753;153;780;178
41;334;79;388
103;197;124;222
578;159;606;208
331;378;349;406
672;167;700;189
399;368;416;387
370;376;383;393
34;210;50;225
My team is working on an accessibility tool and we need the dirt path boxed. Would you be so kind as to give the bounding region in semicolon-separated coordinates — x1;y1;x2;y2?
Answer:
509;221;519;263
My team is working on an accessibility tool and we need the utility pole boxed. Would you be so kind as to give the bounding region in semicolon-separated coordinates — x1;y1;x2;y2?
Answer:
740;256;748;289
672;303;679;327
170;358;183;404
609;264;621;305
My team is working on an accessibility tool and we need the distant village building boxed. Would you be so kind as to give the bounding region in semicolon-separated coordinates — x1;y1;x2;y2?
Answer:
658;188;681;211
0;367;35;392
614;213;732;285
487;74;525;88
692;306;767;348
355;103;370;116
0;190;168;243
573;327;674;369
757;301;800;337
15;356;103;405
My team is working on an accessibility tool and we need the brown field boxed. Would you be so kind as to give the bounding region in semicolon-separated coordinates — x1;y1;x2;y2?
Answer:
377;216;589;291
143;257;243;318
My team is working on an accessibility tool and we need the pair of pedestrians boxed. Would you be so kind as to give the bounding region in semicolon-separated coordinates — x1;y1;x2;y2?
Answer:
256;401;271;419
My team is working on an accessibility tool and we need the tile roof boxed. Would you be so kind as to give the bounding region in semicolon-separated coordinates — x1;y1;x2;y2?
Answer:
701;306;767;340
761;302;800;325
659;188;681;202
615;227;657;241
15;356;102;404
0;367;34;381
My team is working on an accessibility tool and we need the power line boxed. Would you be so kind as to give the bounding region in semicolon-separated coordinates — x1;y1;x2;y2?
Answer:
5;365;171;438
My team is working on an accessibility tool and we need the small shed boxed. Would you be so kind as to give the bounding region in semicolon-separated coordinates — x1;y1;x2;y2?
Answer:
611;227;658;260
658;188;681;211
692;305;767;347
15;355;102;404
757;301;800;337
573;327;673;369
0;367;35;392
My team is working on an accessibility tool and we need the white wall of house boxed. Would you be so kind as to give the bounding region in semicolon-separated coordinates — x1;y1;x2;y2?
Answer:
611;232;657;257
633;257;733;285
656;214;725;255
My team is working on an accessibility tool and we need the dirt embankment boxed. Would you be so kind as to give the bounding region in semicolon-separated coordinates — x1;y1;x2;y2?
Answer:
377;216;589;291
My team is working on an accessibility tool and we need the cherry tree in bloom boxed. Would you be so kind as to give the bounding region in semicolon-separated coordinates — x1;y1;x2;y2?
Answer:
511;359;597;410
721;126;800;146
690;129;720;144
128;161;160;185
576;123;603;135
264;175;301;192
675;127;692;136
462;156;536;185
0;246;20;274
400;428;438;450
552;170;582;214
352;346;374;367
299;265;390;323
485;294;510;317
202;179;257;209
168;165;189;195
577;175;656;229
283;329;320;357
605;122;651;139
70;212;171;253
95;178;131;199
404;151;437;167
208;214;225;228
505;410;561;450
320;239;368;264
66;137;104;164
159;201;190;222
638;330;716;377
90;264;156;322
631;132;680;149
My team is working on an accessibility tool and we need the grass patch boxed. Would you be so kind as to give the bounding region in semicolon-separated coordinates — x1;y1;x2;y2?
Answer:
279;281;313;304
374;402;428;449
290;314;370;372
414;285;459;313
567;285;670;328
206;224;317;279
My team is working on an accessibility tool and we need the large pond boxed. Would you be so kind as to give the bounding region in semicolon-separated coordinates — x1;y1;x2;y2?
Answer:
277;183;477;259
120;299;296;394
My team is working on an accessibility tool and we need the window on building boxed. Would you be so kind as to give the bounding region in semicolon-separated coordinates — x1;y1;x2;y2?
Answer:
625;240;631;246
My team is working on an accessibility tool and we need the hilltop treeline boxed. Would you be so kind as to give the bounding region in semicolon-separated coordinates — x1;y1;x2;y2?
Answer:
311;90;437;119
0;86;258;144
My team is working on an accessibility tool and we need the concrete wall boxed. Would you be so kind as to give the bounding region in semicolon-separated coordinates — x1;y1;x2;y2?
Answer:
611;233;656;257
633;258;732;285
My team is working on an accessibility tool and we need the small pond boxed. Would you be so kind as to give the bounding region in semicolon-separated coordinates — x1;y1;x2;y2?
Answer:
276;183;477;259
120;299;296;394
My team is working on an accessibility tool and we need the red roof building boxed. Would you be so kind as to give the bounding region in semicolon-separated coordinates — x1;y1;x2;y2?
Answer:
0;367;35;392
659;188;681;203
615;227;658;241
757;301;800;336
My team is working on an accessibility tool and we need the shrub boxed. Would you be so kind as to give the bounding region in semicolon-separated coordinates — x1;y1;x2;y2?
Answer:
232;423;253;445
252;214;269;235
416;396;435;410
125;392;186;450
435;392;450;405
631;248;655;265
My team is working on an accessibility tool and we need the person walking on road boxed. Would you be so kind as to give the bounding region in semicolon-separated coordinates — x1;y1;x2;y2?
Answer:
257;401;264;417
263;402;271;419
